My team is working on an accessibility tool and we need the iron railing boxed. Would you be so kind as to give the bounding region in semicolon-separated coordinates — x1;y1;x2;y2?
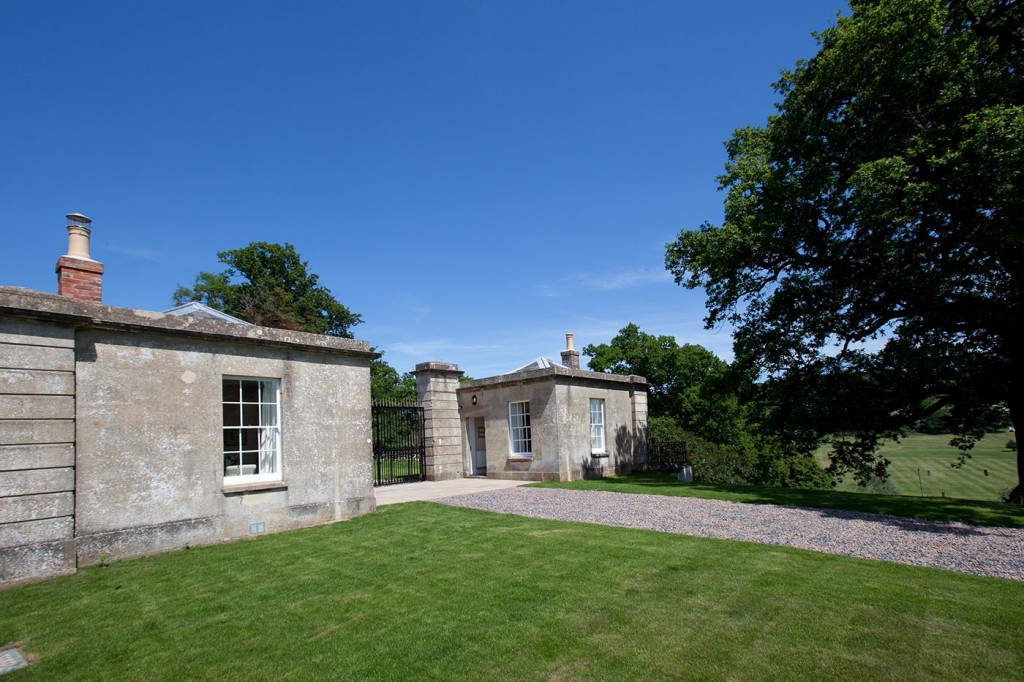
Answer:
372;401;425;486
647;438;690;469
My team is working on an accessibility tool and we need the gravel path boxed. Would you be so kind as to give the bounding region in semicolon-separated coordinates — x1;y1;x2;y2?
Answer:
437;488;1024;581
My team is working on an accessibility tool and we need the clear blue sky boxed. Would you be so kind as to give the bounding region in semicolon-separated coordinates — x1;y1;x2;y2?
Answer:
1;0;848;378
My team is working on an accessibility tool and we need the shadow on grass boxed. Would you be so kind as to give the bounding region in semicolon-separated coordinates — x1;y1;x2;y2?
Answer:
531;471;1024;529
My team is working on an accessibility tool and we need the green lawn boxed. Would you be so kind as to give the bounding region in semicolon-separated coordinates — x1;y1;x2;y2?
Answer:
373;457;422;483
1;503;1022;680
820;432;1018;501
531;472;1024;528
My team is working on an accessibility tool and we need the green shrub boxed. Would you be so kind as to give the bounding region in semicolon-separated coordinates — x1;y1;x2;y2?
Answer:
648;415;686;444
859;475;899;496
756;451;835;490
681;431;754;485
1008;439;1017;452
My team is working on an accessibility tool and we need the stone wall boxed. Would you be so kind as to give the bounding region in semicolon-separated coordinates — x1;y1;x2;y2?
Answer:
413;362;464;481
457;367;649;481
0;285;377;585
0;317;78;584
73;329;376;565
630;387;649;469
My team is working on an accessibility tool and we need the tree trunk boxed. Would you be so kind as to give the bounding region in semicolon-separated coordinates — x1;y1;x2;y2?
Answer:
1007;395;1024;503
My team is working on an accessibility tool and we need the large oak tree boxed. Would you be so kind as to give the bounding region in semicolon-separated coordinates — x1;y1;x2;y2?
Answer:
173;242;362;338
665;0;1024;494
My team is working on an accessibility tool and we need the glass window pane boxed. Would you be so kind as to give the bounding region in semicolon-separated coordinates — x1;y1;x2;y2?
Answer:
261;401;277;427
241;380;259;403
260;427;278;452
222;379;240;402
260;447;277;474
242;403;259;426
241;428;260;450
260;380;276;403
241;451;259;474
223;404;241;427
224;451;240;468
223;428;240;450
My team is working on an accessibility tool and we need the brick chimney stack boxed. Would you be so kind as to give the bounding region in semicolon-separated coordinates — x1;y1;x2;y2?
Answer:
56;213;104;304
561;332;580;370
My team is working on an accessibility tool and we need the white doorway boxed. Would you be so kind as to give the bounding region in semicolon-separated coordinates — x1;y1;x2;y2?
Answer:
467;417;487;475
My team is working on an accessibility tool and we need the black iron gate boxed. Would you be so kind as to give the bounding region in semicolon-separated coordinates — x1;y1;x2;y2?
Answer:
372;402;426;486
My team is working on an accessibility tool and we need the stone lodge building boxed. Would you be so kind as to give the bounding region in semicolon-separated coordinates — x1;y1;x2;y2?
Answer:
1;215;376;585
1;214;650;586
413;335;649;483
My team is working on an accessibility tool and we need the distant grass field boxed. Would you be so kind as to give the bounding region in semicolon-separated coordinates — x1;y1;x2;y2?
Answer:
817;432;1017;502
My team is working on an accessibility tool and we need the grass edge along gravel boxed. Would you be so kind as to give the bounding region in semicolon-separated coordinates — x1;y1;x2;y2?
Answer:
528;472;1024;529
1;502;1022;681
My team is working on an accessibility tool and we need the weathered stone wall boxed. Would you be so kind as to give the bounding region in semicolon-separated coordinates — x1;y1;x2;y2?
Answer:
457;368;648;482
74;328;375;564
0;286;377;584
630;387;649;469
0;317;77;584
553;379;639;480
458;379;560;481
414;362;464;481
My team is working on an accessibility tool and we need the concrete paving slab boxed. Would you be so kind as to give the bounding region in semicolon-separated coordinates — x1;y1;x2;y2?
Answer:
0;648;28;676
373;478;531;506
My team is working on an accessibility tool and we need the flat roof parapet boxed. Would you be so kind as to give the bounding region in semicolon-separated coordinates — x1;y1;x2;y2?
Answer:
458;365;647;391
0;285;377;359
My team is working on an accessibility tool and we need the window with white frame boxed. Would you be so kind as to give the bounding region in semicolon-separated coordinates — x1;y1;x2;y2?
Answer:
222;377;281;482
508;401;532;456
589;398;606;453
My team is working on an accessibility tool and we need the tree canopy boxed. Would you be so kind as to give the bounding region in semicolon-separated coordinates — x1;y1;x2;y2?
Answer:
173;242;362;338
371;356;417;404
584;324;834;488
665;0;1023;492
583;324;745;445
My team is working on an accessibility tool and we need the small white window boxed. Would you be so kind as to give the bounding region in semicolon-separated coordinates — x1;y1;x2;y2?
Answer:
508;401;532;456
590;398;605;453
223;377;281;482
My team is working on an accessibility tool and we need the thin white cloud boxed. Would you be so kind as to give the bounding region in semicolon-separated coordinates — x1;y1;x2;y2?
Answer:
541;267;673;296
534;284;565;298
578;267;673;290
387;339;504;358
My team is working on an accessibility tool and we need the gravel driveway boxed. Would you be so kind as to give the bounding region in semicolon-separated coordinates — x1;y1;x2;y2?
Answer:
437;487;1024;581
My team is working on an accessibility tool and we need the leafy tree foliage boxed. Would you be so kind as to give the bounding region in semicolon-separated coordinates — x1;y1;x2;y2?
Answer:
665;0;1024;494
585;324;832;488
583;324;738;439
371;356;417;404
173;242;361;337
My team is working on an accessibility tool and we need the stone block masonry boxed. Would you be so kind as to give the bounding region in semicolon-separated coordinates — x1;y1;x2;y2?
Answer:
414;362;464;481
0;285;377;586
0;318;78;584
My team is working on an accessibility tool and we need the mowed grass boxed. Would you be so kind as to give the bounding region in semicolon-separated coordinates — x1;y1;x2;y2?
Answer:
1;503;1023;681
823;432;1018;501
373;457;422;483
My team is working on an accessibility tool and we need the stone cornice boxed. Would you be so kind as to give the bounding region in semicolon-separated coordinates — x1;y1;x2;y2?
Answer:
0;285;377;360
457;365;647;391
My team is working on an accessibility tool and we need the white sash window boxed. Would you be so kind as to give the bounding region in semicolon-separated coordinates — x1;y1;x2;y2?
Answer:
508;401;532;456
590;398;606;453
223;377;282;483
